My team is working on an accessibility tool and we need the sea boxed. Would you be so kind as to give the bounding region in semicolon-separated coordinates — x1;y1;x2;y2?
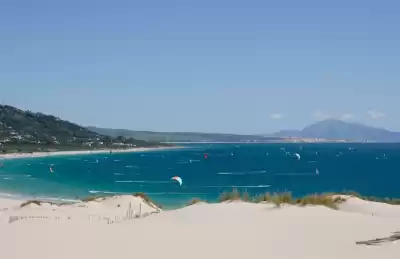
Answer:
1;143;400;209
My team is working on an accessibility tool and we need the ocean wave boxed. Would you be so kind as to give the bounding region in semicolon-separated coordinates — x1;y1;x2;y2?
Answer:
88;190;207;196
205;185;271;188
274;173;316;176
0;174;31;177
88;190;130;195
36;197;81;203
217;170;267;175
148;192;208;195
189;159;201;163
115;180;173;184
0;192;14;198
113;173;125;176
124;165;139;168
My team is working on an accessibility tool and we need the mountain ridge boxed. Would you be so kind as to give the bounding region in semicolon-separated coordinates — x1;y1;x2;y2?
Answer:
89;119;400;143
87;126;284;142
271;119;400;142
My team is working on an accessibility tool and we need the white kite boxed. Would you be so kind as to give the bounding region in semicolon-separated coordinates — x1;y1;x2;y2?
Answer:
294;153;301;160
171;176;183;186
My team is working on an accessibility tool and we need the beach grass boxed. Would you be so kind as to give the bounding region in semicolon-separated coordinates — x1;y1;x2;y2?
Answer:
133;192;162;209
187;198;205;206
219;190;346;209
75;190;400;211
295;194;346;209
20;200;42;208
218;188;241;202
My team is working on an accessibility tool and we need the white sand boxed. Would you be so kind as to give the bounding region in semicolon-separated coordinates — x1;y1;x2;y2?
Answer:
0;146;180;160
0;196;399;259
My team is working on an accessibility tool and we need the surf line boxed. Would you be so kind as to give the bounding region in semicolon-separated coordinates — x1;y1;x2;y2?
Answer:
205;185;271;188
217;170;267;175
115;180;173;184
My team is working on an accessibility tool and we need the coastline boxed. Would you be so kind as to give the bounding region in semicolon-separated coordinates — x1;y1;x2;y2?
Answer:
0;146;182;160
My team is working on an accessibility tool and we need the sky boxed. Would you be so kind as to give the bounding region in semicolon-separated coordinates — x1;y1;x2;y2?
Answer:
1;0;399;134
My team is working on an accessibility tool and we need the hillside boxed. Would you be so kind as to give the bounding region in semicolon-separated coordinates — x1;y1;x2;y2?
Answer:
0;105;161;153
87;126;284;143
272;119;400;142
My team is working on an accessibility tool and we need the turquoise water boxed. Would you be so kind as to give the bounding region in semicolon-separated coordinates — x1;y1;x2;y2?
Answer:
1;143;400;208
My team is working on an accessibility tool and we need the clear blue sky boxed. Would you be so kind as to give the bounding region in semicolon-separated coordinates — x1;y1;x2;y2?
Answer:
1;0;399;134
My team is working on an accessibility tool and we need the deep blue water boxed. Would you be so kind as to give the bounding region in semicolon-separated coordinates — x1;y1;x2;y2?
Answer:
1;143;400;208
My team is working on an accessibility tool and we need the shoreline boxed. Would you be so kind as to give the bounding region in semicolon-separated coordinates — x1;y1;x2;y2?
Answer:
0;146;182;160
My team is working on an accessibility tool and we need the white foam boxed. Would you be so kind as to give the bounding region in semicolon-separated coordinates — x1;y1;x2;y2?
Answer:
124;165;138;168
275;173;316;176
205;185;271;188
115;180;173;184
217;170;266;175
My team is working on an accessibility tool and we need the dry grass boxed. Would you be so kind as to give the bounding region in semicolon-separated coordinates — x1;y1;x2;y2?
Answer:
187;198;205;206
220;190;346;209
20;200;42;208
218;188;241;202
295;194;346;209
133;192;162;209
254;192;294;207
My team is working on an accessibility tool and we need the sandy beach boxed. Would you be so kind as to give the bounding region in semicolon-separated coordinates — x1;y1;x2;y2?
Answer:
0;195;399;259
0;146;180;160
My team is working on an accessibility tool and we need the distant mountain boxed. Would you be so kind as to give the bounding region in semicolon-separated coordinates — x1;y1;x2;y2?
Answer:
272;130;301;138
87;126;284;143
272;119;400;142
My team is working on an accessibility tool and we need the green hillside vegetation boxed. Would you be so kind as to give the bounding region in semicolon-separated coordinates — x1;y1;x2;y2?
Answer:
0;105;165;153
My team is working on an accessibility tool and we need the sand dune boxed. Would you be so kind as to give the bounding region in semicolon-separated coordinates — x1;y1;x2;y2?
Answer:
338;196;400;218
0;196;399;259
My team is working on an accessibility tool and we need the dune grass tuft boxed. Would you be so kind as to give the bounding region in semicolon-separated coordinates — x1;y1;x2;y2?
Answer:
295;194;346;209
187;198;205;206
218;188;241;202
20;200;42;208
133;192;162;209
253;192;294;207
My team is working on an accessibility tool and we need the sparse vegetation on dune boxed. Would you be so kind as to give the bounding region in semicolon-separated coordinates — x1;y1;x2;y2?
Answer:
219;190;346;209
187;198;205;206
20;200;42;208
133;192;162;209
219;188;242;202
77;190;400;210
295;194;346;209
